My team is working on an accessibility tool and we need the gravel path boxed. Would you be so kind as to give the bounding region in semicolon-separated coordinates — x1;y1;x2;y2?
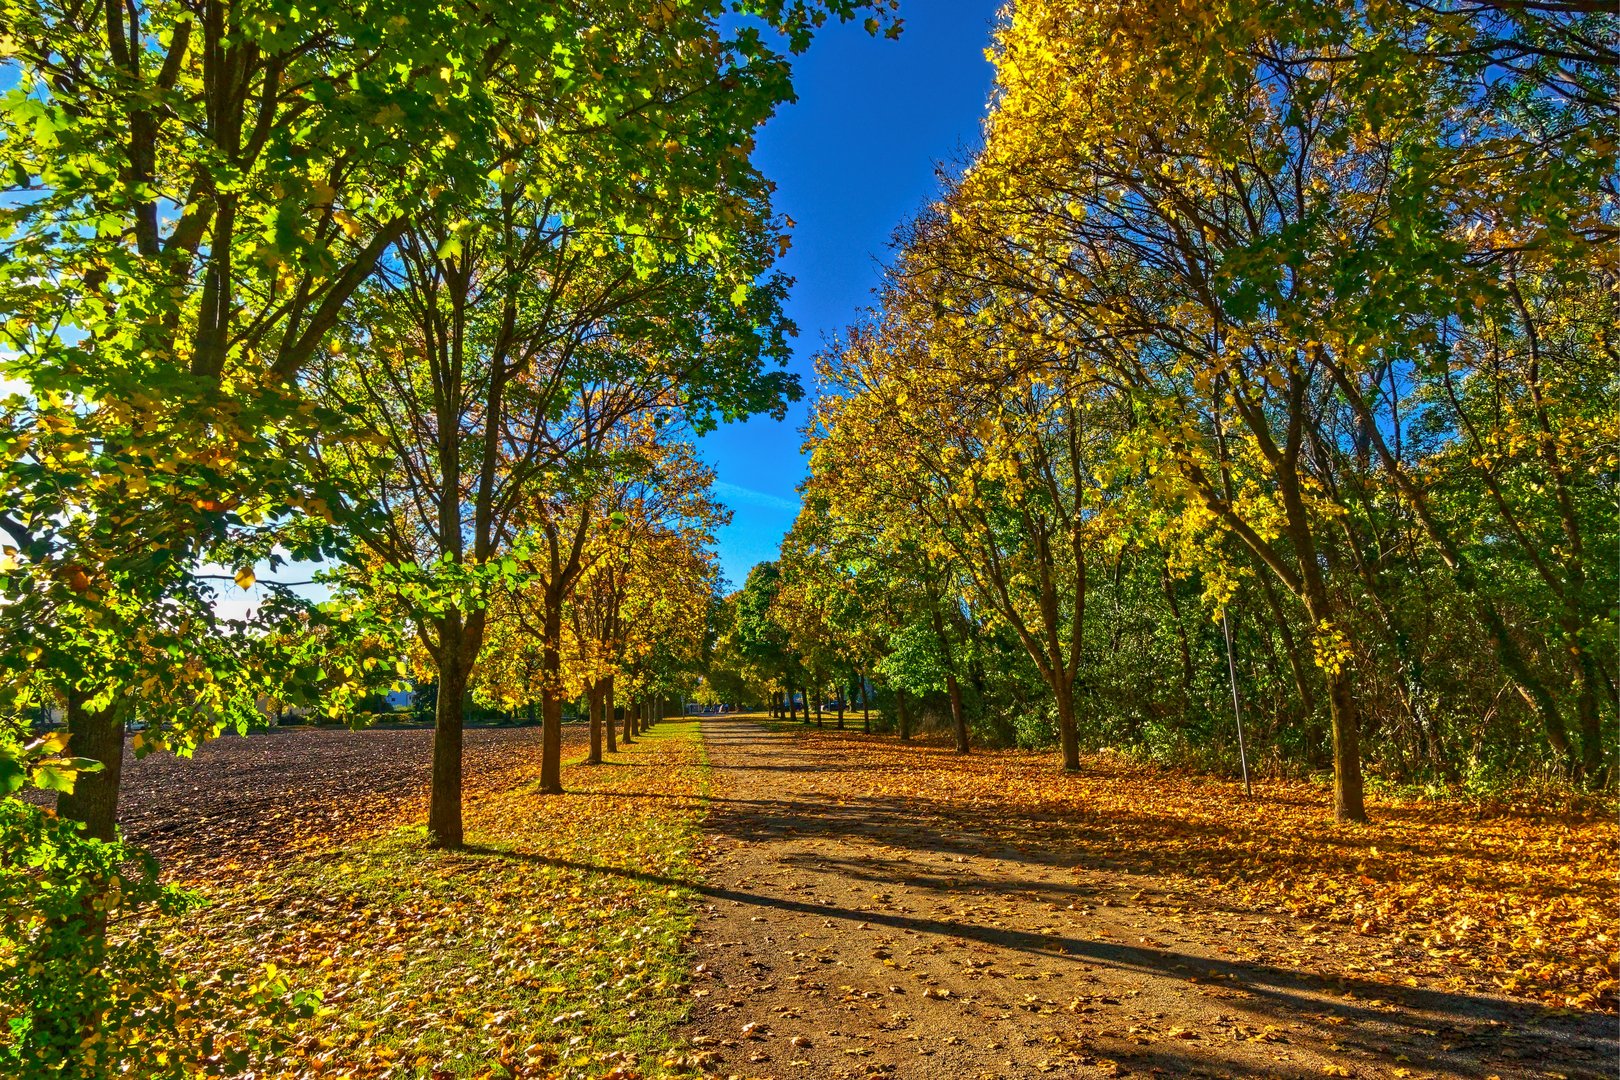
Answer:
683;716;1614;1080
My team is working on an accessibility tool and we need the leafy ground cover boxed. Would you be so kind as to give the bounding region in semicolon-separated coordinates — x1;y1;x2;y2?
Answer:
760;719;1617;1014
683;715;1614;1080
140;722;710;1079
111;725;568;882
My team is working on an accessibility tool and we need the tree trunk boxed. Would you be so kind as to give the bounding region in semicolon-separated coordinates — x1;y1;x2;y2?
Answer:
605;676;618;754
428;657;468;847
540;690;565;794
787;674;799;722
1572;649;1605;780
1325;665;1367;822
1323;348;1579;775
835;684;845;730
622;693;635;744
1295;544;1367;823
894;689;912;742
1054;676;1080;773
813;681;823;727
587;683;603;765
539;593;565;795
948;673;969;753
1267;398;1367;824
56;693;124;842
860;673;871;733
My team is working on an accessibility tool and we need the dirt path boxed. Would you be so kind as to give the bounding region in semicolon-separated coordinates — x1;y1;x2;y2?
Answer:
683;717;1613;1080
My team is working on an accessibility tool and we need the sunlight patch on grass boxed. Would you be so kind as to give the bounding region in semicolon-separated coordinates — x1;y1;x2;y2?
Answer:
167;721;710;1079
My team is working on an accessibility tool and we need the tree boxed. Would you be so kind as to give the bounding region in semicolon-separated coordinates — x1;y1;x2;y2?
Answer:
783;0;1614;813
0;0;895;839
729;563;805;719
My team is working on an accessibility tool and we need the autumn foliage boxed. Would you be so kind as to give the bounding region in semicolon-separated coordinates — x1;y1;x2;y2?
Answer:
743;0;1619;827
0;0;1614;1074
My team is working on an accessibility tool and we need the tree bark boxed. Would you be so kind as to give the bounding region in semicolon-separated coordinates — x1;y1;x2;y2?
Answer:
1323;345;1581;775
1054;676;1080;773
835;684;845;730
948;673;969;753
539;691;565;794
894;688;912;742
1291;524;1367;823
587;683;603;765
539;590;566;795
56;693;124;842
428;655;468;847
605;676;618;754
1295;564;1366;821
1325;665;1366;822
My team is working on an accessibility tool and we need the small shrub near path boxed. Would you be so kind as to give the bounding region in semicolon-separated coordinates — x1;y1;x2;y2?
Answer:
160;721;710;1080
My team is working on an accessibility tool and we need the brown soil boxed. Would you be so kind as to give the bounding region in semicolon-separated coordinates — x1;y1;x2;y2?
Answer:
62;724;578;881
682;716;1615;1080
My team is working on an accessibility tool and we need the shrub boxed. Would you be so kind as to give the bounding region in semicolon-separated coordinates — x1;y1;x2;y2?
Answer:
0;798;205;1078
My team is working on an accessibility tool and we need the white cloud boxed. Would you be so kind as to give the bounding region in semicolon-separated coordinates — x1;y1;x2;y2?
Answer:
712;480;800;516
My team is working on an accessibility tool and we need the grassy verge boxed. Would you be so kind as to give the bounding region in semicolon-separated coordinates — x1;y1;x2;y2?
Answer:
168;720;710;1079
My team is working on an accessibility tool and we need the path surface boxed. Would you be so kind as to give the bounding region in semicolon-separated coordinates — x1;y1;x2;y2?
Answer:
683;717;1613;1080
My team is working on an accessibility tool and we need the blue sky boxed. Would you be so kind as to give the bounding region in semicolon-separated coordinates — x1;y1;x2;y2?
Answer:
698;3;1001;589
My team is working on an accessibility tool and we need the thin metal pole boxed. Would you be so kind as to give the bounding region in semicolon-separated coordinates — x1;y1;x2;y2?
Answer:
1221;611;1252;797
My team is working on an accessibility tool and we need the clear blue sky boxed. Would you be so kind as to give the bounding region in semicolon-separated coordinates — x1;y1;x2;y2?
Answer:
698;3;1001;589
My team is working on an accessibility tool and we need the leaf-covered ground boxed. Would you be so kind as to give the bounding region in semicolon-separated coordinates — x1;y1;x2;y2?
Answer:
105;716;1614;1079
881;744;1613;1016
843;732;1618;1014
112;725;576;882
133;722;710;1079
682;716;1614;1080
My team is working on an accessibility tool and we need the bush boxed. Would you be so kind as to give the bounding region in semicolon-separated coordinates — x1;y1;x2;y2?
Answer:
0;798;204;1077
0;800;327;1079
1010;704;1057;750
